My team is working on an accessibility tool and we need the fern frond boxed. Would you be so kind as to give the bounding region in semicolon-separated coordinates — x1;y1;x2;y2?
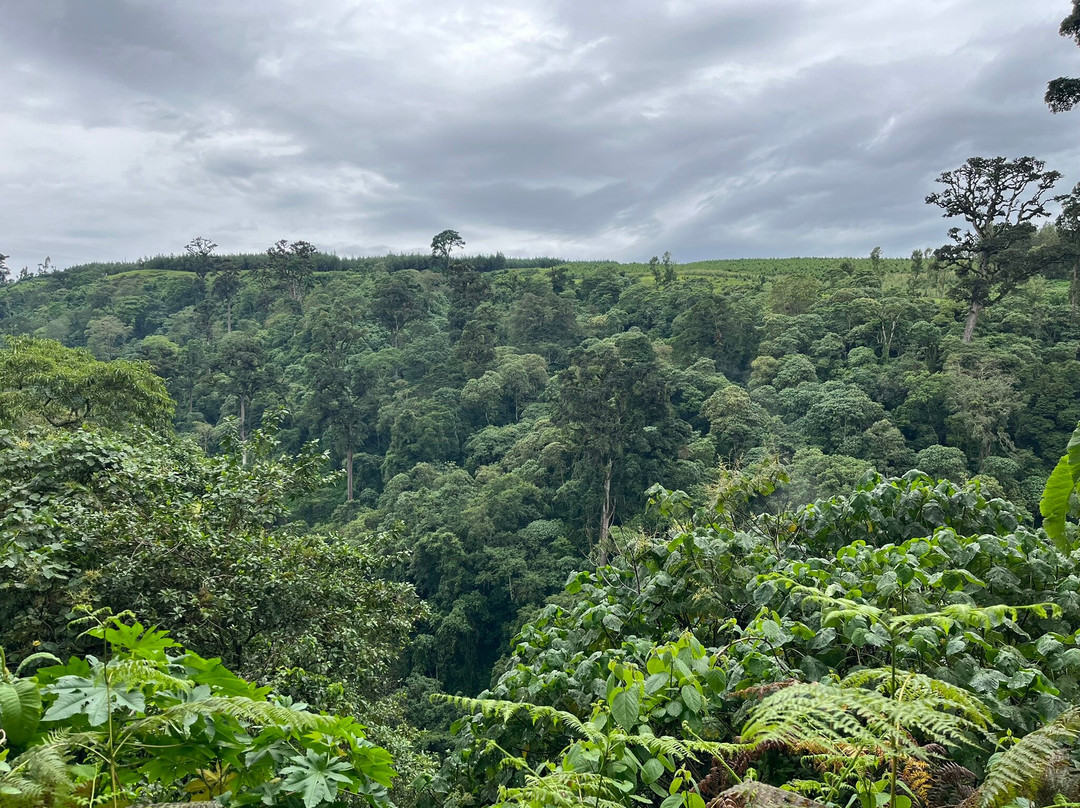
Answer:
434;694;596;742
0;740;76;807
497;770;628;808
123;695;333;738
13;652;62;677
105;657;194;693
975;707;1080;808
840;669;994;728
742;682;982;762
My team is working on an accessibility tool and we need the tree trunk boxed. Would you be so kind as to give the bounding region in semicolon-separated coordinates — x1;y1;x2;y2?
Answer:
1071;263;1079;317
238;396;247;443
962;300;982;343
346;447;354;502
598;458;614;565
226;299;232;333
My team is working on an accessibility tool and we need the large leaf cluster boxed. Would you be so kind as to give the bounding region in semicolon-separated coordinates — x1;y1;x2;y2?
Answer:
431;470;1080;805
0;617;396;807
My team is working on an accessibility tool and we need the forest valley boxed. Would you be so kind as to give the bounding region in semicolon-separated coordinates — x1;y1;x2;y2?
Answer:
4;153;1080;808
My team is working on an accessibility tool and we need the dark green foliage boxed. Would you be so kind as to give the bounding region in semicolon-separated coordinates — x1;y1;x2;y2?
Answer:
430;466;1080;807
3;239;1080;711
0;423;424;713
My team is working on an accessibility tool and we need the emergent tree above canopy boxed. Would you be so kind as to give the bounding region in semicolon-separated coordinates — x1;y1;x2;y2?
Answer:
925;156;1060;342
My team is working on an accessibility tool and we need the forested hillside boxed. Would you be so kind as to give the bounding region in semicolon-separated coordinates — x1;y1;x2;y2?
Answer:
2;199;1080;701
5;161;1080;806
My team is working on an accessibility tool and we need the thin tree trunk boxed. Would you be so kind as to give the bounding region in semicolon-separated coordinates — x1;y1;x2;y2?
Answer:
346;447;354;502
238;396;247;443
598;458;614;565
226;299;232;333
962;301;982;343
1071;264;1079;317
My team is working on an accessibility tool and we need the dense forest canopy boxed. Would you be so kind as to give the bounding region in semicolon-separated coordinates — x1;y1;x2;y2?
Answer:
3;173;1080;803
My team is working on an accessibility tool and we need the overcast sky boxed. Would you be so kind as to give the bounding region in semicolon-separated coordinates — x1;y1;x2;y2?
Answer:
2;1;1078;271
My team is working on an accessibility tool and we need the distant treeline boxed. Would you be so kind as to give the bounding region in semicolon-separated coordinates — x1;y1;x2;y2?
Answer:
61;251;567;278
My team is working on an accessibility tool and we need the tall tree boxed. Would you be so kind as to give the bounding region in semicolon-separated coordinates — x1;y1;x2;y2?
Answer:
925;156;1060;342
557;332;674;557
301;305;371;502
370;271;430;348
431;229;465;271
184;235;218;284
84;315;133;360
264;239;317;303
1053;182;1080;314
1047;1;1080;112
216;332;265;443
212;259;242;332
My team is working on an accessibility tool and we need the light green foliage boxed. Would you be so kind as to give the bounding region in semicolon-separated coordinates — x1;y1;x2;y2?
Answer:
1039;420;1080;550
0;336;173;431
0;614;396;807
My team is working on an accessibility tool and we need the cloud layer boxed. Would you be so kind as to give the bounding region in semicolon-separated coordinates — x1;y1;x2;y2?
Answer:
2;0;1078;270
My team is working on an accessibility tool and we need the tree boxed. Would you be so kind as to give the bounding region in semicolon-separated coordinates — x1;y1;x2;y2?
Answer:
184;235;218;283
216;332;265;442
0;336;173;431
869;245;882;272
265;238;317;302
800;380;886;454
85;315;132;360
445;262;492;333
648;255;661;284
0;423;424;717
556;332;675;556
0;252;9;285
431;229;465;271
211;258;242;332
301;304;372;502
907;248;925;294
370;270;430;348
661;250;676;284
926;156;1061;342
1047;1;1080;112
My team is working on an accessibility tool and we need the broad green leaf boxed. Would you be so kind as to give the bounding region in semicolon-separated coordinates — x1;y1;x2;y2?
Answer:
611;687;640;730
0;679;41;747
642;757;665;785
644;672;669;695
281;750;355;808
43;674;145;726
1040;422;1080;551
680;684;703;714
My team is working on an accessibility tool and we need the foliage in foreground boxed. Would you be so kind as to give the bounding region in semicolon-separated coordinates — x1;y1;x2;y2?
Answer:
425;459;1080;808
0;417;424;714
0;614;395;807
